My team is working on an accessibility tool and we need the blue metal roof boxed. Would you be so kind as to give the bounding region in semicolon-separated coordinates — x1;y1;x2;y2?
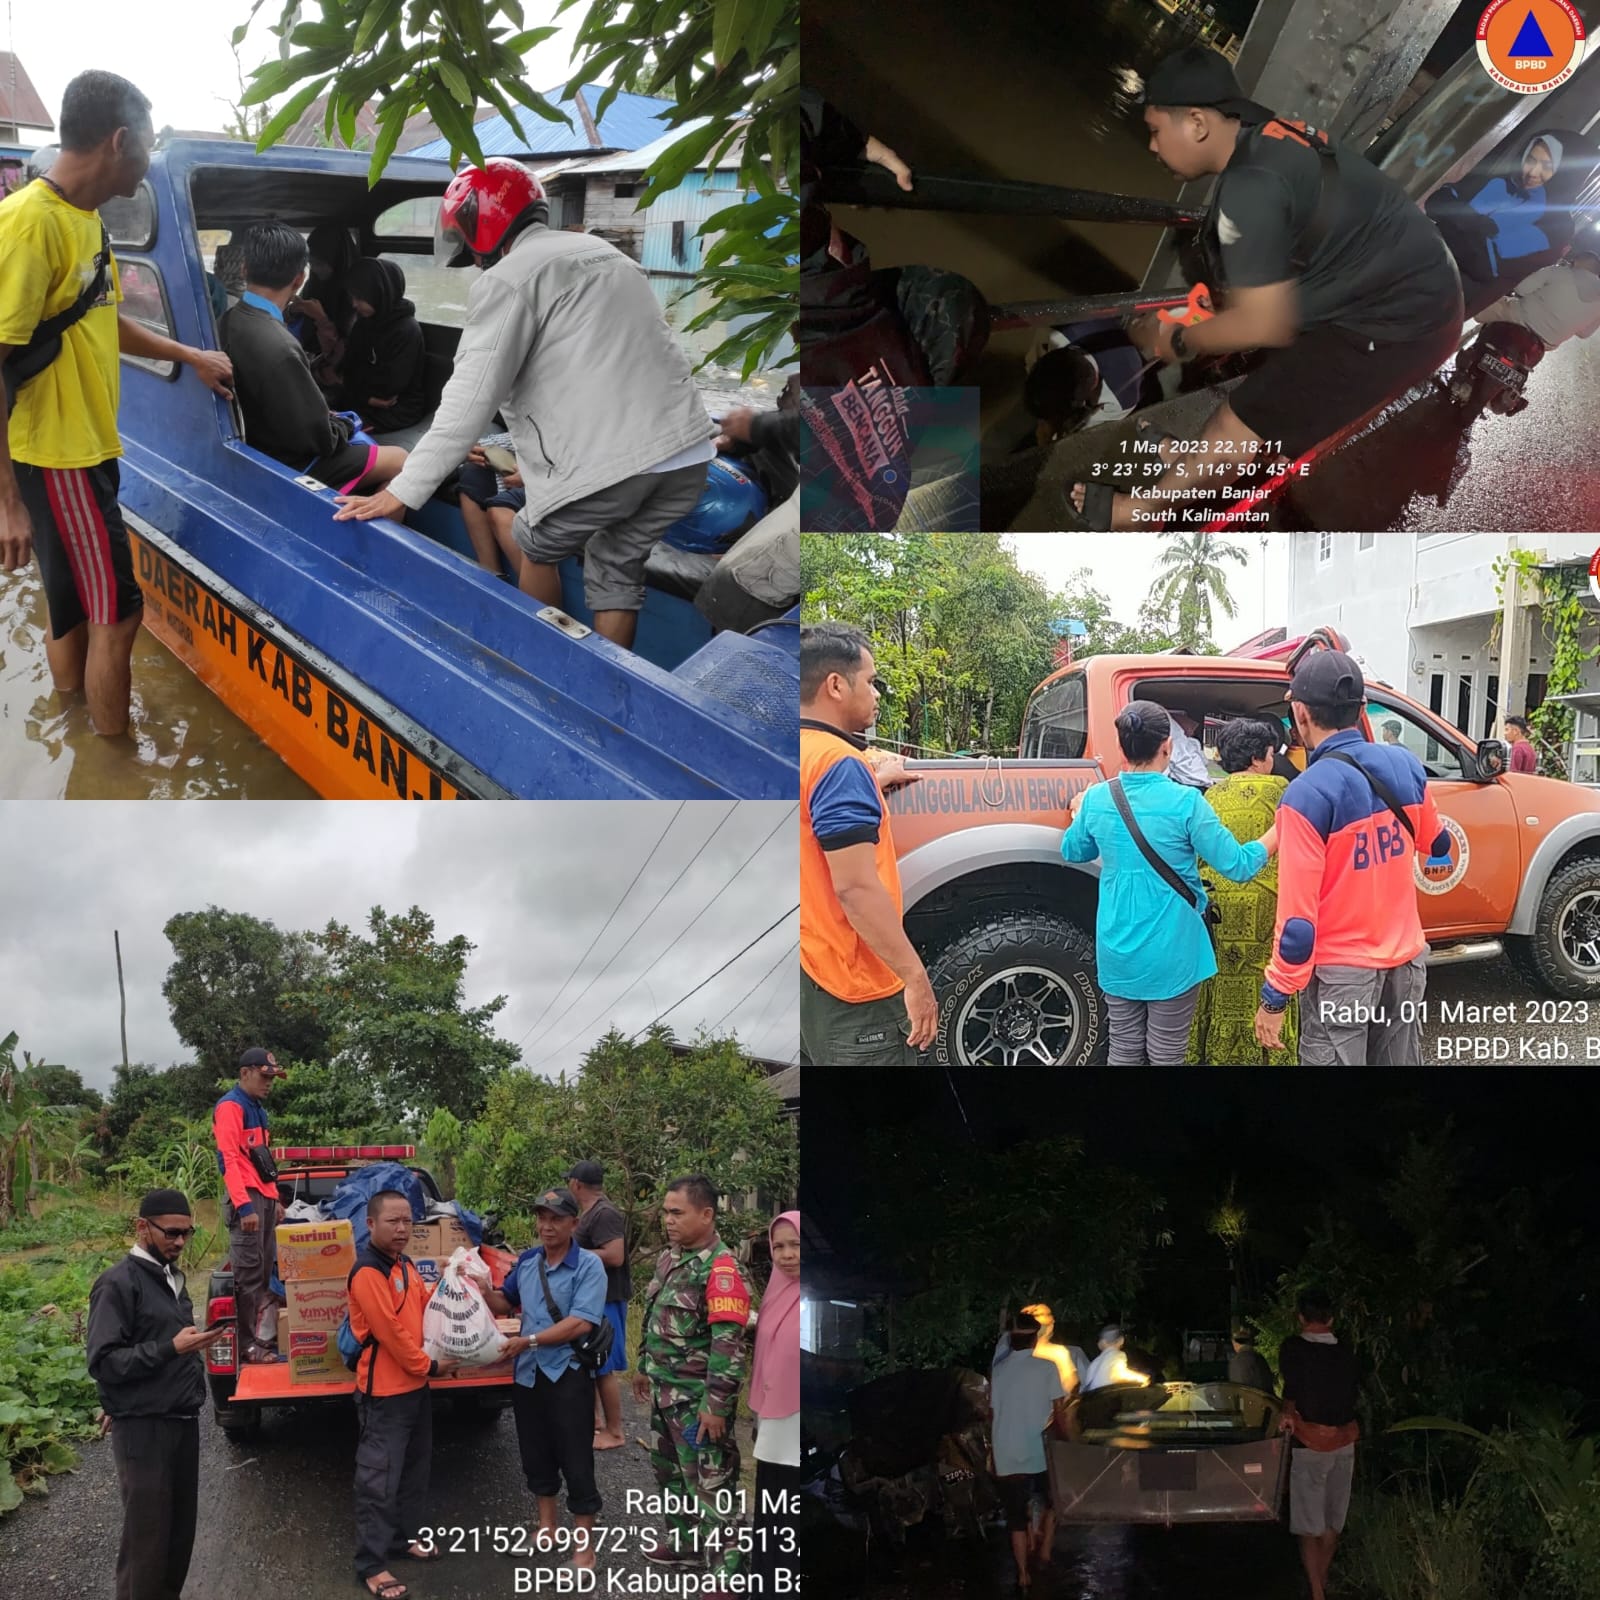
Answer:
409;84;675;163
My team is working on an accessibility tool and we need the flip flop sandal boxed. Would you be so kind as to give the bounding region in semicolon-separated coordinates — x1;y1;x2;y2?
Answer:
356;1577;408;1600
396;1544;443;1563
1060;477;1124;530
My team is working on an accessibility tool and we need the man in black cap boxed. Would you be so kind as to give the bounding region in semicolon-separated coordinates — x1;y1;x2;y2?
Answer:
1256;649;1451;1064
565;1160;632;1450
1067;44;1462;530
212;1045;286;1362
482;1188;608;1567
88;1189;218;1600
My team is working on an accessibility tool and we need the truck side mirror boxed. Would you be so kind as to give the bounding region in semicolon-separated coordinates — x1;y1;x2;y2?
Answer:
1472;738;1508;781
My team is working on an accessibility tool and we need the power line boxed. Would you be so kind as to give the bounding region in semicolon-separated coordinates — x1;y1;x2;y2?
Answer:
743;939;799;1042
524;801;797;1072
627;904;799;1045
520;803;741;1059
708;938;797;1038
517;801;684;1048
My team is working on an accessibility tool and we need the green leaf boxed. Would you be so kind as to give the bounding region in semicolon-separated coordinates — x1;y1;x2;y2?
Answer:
38;1441;78;1474
712;0;784;70
437;58;474;106
337;92;359;151
289;21;352;51
503;26;560;55
0;1473;21;1514
231;22;252;47
353;0;402;54
641;121;723;201
1386;1416;1493;1442
254;76;333;152
422;78;482;167
501;79;569;125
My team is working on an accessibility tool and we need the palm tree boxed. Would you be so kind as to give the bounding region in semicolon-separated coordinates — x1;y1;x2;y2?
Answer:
1148;532;1250;650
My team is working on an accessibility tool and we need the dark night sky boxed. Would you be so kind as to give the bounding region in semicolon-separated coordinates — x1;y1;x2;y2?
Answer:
803;1071;1600;1385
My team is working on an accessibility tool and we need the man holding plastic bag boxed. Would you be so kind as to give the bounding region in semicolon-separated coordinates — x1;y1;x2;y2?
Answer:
481;1188;608;1570
348;1190;463;1600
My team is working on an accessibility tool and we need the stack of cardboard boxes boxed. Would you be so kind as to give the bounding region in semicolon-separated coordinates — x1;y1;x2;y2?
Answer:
407;1213;473;1287
275;1218;357;1384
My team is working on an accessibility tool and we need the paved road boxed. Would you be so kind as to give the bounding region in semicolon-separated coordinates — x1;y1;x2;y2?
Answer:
0;1386;758;1600
1420;952;1599;1065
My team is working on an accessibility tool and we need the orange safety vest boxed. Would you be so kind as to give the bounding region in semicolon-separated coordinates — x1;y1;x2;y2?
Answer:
800;722;905;1004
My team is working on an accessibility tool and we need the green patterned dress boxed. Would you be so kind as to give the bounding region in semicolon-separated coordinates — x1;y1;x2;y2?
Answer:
1187;771;1300;1064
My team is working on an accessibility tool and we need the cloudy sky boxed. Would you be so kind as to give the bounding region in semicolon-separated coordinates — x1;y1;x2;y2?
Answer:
1;800;798;1089
1008;531;1293;647
8;1;584;138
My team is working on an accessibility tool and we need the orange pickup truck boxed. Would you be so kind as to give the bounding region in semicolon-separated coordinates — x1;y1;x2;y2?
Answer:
889;628;1600;1064
205;1145;515;1440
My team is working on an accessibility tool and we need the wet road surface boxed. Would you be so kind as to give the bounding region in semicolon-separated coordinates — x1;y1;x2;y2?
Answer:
0;1385;751;1599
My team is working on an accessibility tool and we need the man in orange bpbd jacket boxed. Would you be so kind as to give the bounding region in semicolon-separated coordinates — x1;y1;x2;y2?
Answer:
1255;650;1450;1066
212;1045;286;1363
800;622;938;1065
347;1189;473;1600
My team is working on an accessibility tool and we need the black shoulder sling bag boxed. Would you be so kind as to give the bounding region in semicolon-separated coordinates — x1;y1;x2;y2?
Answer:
1107;775;1219;942
1318;750;1416;842
537;1255;615;1372
3;214;113;416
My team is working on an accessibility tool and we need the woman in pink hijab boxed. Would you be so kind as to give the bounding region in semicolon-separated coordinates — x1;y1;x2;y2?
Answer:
749;1210;800;1589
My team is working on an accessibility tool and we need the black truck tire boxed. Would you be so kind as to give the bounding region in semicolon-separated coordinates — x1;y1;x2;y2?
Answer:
926;910;1105;1065
1512;857;1600;998
215;1403;262;1441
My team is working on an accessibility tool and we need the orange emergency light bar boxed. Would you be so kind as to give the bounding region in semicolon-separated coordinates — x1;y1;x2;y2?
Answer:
270;1144;416;1161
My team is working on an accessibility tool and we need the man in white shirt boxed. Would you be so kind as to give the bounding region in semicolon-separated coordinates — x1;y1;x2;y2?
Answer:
1475;252;1600;350
1082;1325;1138;1391
990;1311;1065;1591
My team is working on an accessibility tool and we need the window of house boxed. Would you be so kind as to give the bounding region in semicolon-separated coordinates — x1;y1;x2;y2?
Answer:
670;219;687;264
1358;531;1375;551
117;261;178;378
612;181;638;199
1318;531;1333;564
1483;674;1500;739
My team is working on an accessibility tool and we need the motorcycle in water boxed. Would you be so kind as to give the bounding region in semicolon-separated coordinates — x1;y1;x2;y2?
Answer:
1446;319;1544;423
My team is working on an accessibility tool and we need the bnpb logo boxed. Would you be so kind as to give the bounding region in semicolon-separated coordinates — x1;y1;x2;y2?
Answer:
1416;815;1471;896
1477;1;1587;93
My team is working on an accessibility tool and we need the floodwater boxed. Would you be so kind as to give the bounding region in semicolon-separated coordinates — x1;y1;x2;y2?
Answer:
812;1519;1306;1599
0;278;792;799
0;563;315;799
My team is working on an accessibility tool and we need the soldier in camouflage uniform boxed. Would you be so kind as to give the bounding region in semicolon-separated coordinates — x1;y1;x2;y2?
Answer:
633;1174;751;1586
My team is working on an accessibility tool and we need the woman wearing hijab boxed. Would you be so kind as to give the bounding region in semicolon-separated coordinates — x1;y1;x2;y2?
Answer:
340;258;431;435
1187;720;1298;1065
1060;701;1277;1065
748;1211;800;1594
288;223;360;373
1427;133;1568;289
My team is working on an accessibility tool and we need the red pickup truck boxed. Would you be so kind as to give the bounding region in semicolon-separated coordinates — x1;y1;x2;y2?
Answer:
205;1144;516;1440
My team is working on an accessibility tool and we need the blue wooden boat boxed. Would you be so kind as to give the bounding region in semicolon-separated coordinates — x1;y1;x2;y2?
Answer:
105;140;797;798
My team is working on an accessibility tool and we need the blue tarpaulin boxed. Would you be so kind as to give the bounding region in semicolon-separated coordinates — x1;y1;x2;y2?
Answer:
323;1161;428;1253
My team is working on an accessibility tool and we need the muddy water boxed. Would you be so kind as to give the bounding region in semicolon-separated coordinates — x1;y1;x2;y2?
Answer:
0;564;316;799
0;283;790;798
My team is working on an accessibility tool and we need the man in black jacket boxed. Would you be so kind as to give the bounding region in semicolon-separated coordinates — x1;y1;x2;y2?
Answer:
220;222;408;495
87;1188;218;1600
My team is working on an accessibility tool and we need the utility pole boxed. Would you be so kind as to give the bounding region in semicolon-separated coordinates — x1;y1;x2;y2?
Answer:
114;929;129;1072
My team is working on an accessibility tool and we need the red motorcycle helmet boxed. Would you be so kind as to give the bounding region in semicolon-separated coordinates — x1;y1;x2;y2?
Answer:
435;158;548;268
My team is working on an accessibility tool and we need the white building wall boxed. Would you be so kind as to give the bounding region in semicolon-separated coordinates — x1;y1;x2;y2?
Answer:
1285;531;1599;736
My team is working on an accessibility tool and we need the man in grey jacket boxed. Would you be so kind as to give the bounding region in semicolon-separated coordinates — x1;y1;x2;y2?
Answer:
334;159;713;649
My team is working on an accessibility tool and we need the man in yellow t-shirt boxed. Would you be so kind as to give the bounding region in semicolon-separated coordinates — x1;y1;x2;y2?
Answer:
0;71;233;736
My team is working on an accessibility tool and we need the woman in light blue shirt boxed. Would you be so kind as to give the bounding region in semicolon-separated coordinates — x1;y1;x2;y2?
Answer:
1062;701;1277;1064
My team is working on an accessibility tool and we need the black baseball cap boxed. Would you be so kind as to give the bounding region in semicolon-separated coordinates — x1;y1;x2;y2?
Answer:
534;1187;581;1218
1289;649;1366;708
1142;46;1275;125
563;1160;604;1187
238;1046;286;1077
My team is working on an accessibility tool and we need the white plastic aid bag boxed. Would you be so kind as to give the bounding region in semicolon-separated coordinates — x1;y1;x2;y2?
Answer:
422;1247;507;1366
